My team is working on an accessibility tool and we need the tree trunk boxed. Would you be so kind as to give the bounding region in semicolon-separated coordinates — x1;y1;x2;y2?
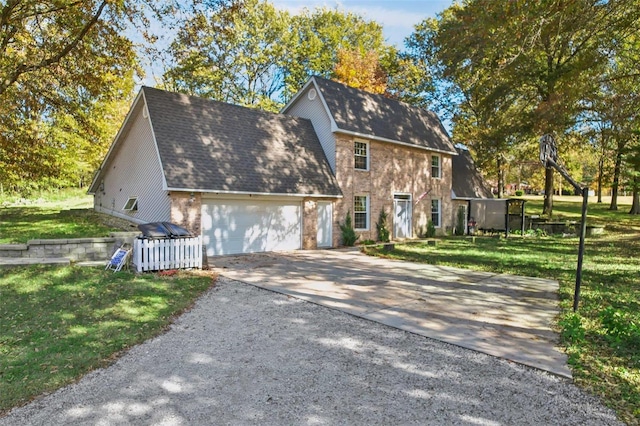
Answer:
597;157;603;203
543;166;554;216
497;156;504;198
630;175;640;215
609;149;623;211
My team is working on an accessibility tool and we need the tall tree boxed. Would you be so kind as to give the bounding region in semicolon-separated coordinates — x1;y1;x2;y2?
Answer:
625;132;640;214
164;0;290;111
282;7;391;100
332;49;387;94
0;0;145;191
408;12;534;197
163;3;407;108
411;0;640;215
597;33;640;210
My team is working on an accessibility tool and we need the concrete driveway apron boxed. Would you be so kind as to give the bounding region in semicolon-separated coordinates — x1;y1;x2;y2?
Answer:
211;249;571;378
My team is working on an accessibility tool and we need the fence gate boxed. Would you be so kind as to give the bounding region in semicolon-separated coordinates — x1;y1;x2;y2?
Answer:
133;236;202;272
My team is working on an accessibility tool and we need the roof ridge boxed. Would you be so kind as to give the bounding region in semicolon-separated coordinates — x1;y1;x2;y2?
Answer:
311;75;436;114
142;86;307;123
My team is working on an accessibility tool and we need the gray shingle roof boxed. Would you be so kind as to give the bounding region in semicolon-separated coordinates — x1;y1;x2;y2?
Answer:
142;87;341;196
312;77;457;154
451;146;493;199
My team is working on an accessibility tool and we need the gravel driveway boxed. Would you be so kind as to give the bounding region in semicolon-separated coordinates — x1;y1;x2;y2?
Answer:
0;277;620;425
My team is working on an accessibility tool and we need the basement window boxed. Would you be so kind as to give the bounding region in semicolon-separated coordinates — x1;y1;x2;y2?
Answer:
123;197;138;211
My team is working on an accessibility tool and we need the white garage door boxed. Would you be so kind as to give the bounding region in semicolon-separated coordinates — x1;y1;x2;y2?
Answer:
201;198;302;256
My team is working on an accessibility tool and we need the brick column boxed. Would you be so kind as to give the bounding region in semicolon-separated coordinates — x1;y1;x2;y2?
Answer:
170;192;202;235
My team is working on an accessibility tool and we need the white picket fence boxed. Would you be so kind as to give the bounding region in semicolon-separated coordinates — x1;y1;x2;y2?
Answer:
133;236;202;272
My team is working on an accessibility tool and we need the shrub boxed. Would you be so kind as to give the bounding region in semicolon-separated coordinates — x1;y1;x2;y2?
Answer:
600;307;640;347
339;210;358;246
515;190;524;196
426;220;436;238
455;208;465;235
376;209;390;242
559;313;585;343
360;239;375;245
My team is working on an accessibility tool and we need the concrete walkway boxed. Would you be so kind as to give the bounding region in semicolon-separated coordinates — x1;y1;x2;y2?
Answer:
211;249;571;378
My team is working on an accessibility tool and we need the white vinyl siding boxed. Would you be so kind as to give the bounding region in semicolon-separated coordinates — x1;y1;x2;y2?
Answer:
285;85;336;172
201;198;302;256
93;103;170;223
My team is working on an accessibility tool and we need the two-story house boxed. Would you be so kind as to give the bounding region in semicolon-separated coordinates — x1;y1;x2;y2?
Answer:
88;77;471;257
283;77;457;246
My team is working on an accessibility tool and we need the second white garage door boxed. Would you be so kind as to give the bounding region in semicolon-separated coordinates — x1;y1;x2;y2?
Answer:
201;198;302;256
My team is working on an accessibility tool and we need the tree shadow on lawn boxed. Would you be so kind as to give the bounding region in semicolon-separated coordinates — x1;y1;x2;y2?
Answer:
0;207;119;243
0;265;214;413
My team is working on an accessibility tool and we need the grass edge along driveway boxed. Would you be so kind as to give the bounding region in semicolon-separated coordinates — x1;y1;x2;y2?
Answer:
0;265;215;415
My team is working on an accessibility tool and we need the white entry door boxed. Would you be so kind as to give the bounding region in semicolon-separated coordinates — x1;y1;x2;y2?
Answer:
394;194;412;239
201;198;302;256
317;201;333;248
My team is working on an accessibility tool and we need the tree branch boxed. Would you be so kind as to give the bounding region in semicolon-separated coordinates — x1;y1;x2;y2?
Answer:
0;0;108;96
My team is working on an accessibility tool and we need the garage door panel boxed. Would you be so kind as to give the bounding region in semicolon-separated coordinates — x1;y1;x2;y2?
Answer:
202;199;301;256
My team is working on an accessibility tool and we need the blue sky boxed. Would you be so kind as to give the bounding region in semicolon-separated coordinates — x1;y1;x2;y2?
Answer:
272;0;453;47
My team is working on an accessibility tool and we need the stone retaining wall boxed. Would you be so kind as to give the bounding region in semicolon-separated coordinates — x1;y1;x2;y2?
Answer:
0;232;140;262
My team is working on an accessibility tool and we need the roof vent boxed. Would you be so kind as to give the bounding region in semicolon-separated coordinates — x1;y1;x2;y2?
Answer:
142;106;149;118
308;88;317;101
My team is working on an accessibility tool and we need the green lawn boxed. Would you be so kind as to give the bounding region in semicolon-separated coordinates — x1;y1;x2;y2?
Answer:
0;266;215;414
0;189;215;415
365;196;640;424
0;189;128;243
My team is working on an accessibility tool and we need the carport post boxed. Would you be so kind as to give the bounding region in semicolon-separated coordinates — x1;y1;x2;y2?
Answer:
504;200;510;238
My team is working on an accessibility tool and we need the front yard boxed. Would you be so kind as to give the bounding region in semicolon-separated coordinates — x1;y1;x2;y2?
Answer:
1;192;638;423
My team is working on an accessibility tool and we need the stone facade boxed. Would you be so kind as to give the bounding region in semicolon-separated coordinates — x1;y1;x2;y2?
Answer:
163;138;454;251
170;192;202;235
333;134;453;245
302;198;318;249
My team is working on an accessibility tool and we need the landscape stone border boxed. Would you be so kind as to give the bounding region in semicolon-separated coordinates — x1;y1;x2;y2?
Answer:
0;232;140;262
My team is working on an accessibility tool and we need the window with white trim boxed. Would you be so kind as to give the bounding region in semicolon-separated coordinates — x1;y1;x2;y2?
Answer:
354;195;369;230
431;155;441;179
123;197;138;211
431;199;441;228
354;141;369;170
